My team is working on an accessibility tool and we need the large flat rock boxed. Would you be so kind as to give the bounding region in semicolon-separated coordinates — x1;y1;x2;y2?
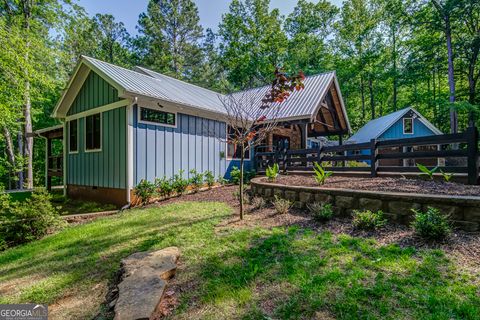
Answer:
114;247;180;320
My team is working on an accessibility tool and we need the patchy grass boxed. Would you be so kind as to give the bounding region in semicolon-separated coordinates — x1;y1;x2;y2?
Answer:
0;200;478;320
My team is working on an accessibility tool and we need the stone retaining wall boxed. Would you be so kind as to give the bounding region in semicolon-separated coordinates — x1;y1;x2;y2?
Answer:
251;177;480;232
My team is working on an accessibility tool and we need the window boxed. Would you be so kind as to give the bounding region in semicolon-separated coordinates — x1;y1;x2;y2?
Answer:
85;113;101;151
403;118;413;134
227;126;250;160
139;107;176;127
69;119;78;153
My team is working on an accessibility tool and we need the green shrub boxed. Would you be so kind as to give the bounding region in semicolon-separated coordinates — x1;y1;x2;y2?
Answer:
417;163;438;180
352;210;386;230
273;196;292;214
155;177;174;198
411;207;451;241
0;188;63;249
233;190;250;204
204;171;215;188
313;162;333;185
134;179;156;205
230;166;256;185
217;175;228;185
189;169;204;192
266;163;279;182
307;202;334;221
172;170;189;195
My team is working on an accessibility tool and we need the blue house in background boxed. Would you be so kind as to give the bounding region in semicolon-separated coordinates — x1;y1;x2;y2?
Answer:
347;107;442;166
37;56;350;206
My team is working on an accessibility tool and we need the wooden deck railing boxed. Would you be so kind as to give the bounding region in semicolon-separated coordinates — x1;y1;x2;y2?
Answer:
254;126;479;185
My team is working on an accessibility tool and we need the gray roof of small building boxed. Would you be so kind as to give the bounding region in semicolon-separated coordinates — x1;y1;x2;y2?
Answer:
347;107;442;143
82;56;342;122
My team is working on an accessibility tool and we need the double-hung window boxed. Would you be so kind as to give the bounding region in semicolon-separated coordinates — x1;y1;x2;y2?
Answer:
85;113;101;151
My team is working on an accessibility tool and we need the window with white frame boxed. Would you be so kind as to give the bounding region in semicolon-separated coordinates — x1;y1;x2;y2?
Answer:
85;113;101;151
69;119;78;153
403;118;413;134
139;107;176;127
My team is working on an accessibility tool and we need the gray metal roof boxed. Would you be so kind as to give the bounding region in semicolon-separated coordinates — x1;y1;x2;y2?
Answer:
81;56;344;123
347;107;442;143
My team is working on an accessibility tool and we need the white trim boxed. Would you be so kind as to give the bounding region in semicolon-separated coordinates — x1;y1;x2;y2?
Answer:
126;102;134;203
84;112;103;153
35;124;63;135
403;117;414;135
68;119;79;154
65;99;129;121
52;64;91;118
137;105;177;128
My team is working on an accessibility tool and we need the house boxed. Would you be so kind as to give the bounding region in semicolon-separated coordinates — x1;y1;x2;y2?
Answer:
347;107;443;166
36;56;351;206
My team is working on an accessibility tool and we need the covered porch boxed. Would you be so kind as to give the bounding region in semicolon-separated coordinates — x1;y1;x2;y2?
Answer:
35;124;64;191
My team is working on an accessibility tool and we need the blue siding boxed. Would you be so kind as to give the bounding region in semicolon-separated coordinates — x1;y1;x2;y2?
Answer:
379;117;436;140
133;106;228;184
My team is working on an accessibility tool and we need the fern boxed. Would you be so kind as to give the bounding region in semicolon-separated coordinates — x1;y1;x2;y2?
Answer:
313;162;333;185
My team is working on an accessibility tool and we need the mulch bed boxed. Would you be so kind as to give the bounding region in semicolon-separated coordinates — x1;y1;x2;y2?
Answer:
267;175;480;197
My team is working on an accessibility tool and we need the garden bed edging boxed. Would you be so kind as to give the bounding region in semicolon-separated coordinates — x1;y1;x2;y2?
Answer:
250;177;480;232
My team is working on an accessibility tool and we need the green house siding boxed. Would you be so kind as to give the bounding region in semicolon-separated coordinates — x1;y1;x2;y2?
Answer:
67;107;127;189
67;71;120;116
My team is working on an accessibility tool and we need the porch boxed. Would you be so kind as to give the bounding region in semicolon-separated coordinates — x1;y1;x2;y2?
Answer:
35;124;64;190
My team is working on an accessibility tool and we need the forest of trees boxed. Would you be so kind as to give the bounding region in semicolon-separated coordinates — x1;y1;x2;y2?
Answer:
0;0;479;188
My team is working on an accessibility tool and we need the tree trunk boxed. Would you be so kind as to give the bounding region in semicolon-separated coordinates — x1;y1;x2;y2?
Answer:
17;130;24;190
369;75;375;119
445;15;458;133
360;75;366;120
239;145;245;220
392;25;398;111
22;0;34;189
2;127;16;189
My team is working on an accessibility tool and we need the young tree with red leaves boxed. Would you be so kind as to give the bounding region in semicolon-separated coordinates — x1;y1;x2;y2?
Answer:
221;68;305;219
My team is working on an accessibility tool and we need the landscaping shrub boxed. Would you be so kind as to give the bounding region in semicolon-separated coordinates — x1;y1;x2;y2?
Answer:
416;163;438;180
273;196;292;214
307;202;334;221
0;188;63;249
233;190;250;204
217;175;228;185
251;196;266;210
266;163;279;182
134;179;156;205
412;207;451;241
440;170;454;182
204;170;215;189
230;166;256;185
172;170;189;195
313;162;333;185
155;177;174;198
189;169;204;192
352;210;386;230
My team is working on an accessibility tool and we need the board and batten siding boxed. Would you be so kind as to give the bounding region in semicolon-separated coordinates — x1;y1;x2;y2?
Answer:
133;105;227;185
379;116;436;140
67;71;120;116
67;106;127;189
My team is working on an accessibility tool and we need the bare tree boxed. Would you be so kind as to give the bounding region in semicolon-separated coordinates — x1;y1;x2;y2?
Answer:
219;68;305;219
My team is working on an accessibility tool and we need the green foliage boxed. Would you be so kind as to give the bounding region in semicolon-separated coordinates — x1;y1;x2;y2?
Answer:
412;207;451;241
217;175;228;185
417;164;438;180
229;166;256;185
265;163;279;182
440;170;454;182
352;210;386;230
189;169;204;192
204;170;215;189
0;188;63;249
172;170;189;195
134;179;156;205
313;162;333;185
273;196;292;214
307;202;334;222
155;177;174;198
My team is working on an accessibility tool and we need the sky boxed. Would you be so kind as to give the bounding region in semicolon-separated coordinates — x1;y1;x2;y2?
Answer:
77;0;344;35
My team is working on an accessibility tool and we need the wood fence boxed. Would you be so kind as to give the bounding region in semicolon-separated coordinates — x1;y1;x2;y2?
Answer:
254;126;480;185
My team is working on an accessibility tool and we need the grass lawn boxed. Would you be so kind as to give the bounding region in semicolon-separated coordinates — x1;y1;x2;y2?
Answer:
0;200;479;319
